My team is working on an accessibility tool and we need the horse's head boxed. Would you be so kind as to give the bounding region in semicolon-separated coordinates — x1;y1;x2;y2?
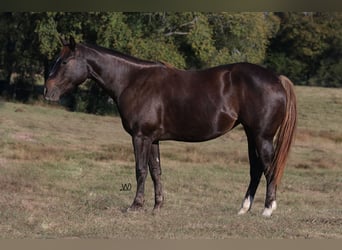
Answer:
44;36;88;101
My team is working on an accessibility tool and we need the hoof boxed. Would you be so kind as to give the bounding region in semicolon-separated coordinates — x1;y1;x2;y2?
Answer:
153;201;164;210
262;201;277;217
152;195;164;212
126;203;144;212
238;207;249;215
238;196;252;215
152;208;160;215
152;206;161;212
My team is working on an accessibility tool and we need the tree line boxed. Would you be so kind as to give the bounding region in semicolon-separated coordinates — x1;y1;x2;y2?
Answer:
0;12;341;114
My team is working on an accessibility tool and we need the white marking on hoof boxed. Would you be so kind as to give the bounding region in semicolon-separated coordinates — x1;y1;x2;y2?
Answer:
238;196;253;215
262;201;277;217
156;157;159;163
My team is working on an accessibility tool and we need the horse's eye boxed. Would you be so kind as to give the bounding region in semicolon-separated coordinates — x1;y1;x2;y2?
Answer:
62;61;67;65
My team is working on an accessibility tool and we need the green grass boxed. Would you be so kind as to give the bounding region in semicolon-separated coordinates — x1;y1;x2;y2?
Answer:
0;86;341;239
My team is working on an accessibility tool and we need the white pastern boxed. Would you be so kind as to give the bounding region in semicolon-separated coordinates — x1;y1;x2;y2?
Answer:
262;200;277;217
156;157;160;163
238;196;253;215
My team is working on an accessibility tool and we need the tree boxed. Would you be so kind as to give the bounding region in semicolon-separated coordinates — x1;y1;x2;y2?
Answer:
207;12;280;66
265;12;342;86
311;12;342;87
0;13;51;101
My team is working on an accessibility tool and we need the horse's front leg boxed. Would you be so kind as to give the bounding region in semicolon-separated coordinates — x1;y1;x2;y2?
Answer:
149;142;164;211
128;135;152;211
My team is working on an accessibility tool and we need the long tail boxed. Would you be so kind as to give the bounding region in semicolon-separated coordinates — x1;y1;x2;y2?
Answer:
272;75;297;186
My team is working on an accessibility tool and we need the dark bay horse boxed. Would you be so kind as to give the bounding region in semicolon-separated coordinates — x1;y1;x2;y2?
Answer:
45;36;297;217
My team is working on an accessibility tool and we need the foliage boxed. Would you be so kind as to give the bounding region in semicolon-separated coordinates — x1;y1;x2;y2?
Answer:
208;12;280;65
265;12;342;86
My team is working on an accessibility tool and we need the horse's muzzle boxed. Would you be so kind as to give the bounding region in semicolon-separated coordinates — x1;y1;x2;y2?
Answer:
44;86;61;102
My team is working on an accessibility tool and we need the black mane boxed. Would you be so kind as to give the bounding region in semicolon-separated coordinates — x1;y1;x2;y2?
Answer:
81;43;161;66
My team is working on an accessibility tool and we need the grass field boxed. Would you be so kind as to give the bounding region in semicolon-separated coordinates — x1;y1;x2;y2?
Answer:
0;86;341;239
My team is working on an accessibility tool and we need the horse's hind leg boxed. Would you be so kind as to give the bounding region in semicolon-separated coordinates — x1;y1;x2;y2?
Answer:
255;135;277;217
149;142;164;211
238;129;263;215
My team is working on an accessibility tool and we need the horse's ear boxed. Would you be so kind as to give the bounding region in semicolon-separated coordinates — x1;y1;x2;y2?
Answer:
59;36;68;46
69;36;76;51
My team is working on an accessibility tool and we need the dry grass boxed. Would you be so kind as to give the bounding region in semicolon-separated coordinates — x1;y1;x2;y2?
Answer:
0;86;341;239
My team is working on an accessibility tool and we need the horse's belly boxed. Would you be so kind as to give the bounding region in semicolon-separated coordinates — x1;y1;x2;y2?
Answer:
161;111;237;142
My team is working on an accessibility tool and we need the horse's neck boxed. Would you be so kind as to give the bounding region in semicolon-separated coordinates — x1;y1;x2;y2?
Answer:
84;48;141;102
